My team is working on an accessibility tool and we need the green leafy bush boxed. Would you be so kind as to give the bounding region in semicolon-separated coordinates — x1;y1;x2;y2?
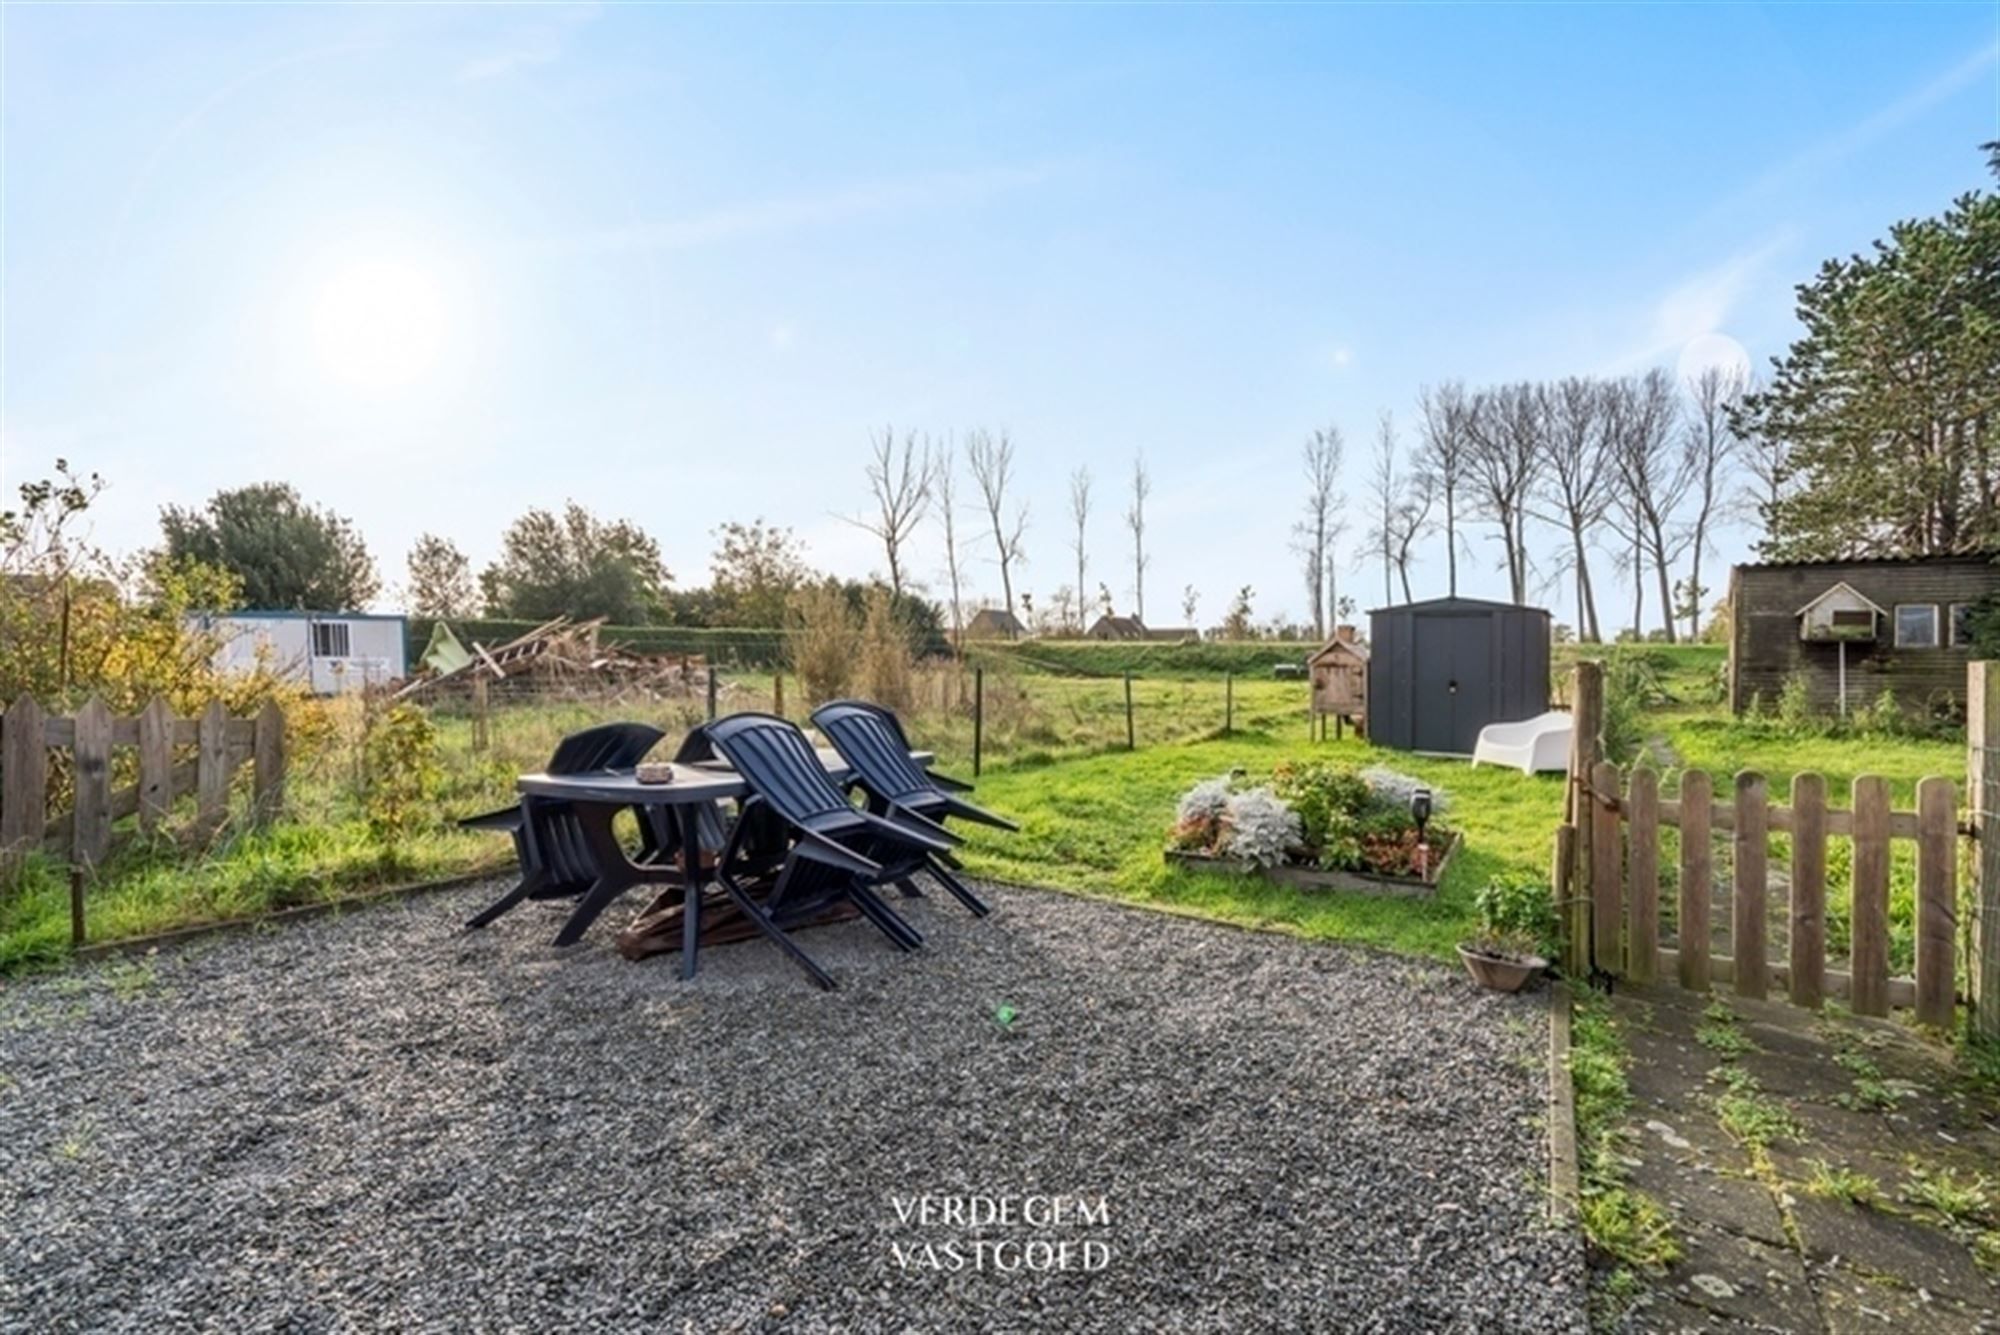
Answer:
363;704;444;867
1471;873;1555;956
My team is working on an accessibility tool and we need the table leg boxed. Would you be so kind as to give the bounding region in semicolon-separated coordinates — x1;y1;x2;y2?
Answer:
677;803;704;980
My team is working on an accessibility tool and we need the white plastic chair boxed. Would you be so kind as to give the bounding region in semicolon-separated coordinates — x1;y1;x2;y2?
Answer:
1472;711;1572;774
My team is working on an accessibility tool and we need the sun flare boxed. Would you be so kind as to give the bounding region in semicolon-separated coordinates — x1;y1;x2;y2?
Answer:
309;259;447;390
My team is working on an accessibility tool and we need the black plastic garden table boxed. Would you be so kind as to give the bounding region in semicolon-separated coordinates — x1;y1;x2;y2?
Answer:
514;748;931;977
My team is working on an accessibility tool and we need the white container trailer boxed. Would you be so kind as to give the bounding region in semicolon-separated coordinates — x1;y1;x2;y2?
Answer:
192;611;408;695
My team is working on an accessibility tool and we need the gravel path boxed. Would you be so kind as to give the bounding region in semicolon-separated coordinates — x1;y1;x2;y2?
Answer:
0;881;1583;1333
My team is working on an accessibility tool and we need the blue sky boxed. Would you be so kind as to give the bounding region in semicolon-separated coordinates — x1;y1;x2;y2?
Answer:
4;2;1997;628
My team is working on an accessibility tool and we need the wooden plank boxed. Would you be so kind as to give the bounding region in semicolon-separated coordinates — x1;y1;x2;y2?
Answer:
225;719;255;745
45;760;197;847
1734;771;1769;999
1;696;49;877
1590;760;1623;974
1655;947;1918;1010
1626;768;1659;983
1656;799;1920;841
1678;769;1713;992
137;696;174;833
197;699;230;830
1789;772;1827;1010
1850;776;1892;1017
1915;775;1959;1030
1567;662;1602;977
1969;661;2000;1039
253;699;285;825
1551;823;1575;973
172;719;199;746
70;696;113;870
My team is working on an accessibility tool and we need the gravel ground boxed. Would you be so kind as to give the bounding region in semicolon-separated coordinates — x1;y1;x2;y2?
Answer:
0;880;1584;1333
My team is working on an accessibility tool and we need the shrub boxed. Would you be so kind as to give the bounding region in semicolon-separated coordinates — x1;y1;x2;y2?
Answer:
1220;787;1301;868
858;586;915;712
1358;766;1450;818
1170;776;1234;852
787;580;861;706
1776;671;1820;734
1472;873;1555;956
1271;760;1371;849
363;704;443;867
1853;687;1904;738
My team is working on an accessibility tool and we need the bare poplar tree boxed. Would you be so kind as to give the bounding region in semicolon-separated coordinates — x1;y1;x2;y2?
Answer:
1293;425;1344;637
1362;413;1399;606
1386;464;1436;603
1125;454;1150;621
844;427;931;599
1068;467;1092;634
965;429;1027;620
1606;370;1692;642
1529;377;1612;642
1730;375;1786;529
933;447;968;651
1679;365;1743;640
1417;382;1474;595
1464;382;1543;604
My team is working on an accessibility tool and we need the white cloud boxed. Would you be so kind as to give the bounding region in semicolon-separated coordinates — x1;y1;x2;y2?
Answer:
1601;230;1791;373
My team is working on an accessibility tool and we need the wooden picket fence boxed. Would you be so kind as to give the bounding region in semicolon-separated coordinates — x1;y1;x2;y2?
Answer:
0;694;286;881
1556;661;1993;1034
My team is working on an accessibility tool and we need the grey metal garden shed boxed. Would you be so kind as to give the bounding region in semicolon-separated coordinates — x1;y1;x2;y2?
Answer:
1366;597;1551;755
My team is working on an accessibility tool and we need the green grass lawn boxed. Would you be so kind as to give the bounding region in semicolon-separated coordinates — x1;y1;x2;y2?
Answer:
956;726;1566;961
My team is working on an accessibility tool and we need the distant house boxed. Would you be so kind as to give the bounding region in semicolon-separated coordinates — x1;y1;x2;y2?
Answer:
1142;626;1200;642
964;607;1028;640
1727;554;2000;717
1086;614;1148;641
191;610;408;695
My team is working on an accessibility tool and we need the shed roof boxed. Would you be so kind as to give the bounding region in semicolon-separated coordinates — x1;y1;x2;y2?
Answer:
1367;596;1548;617
1309;636;1369;663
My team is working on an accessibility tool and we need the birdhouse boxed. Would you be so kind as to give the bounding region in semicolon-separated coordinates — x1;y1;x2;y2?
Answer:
1309;626;1369;730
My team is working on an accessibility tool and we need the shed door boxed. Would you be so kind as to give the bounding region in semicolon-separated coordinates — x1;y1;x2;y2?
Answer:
1413;617;1458;751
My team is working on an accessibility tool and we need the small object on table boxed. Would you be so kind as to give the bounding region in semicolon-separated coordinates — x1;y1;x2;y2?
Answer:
636;761;676;785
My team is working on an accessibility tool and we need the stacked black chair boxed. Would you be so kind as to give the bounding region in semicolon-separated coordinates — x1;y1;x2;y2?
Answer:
459;721;666;932
703;712;956;990
810;699;1017;917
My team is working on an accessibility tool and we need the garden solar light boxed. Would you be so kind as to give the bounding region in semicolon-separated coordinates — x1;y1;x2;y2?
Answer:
1410;787;1433;840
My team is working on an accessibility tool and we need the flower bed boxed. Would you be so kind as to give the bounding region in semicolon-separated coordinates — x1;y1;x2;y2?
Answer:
1164;762;1457;897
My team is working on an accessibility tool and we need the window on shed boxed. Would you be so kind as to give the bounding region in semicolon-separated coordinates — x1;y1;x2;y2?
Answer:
1952;603;1976;648
1894;605;1938;649
311;621;353;658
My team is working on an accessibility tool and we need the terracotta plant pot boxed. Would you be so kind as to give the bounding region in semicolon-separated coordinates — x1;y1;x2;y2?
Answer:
1457;943;1548;993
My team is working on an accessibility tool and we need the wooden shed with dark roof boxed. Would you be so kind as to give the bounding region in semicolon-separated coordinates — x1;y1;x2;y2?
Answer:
1726;553;2000;717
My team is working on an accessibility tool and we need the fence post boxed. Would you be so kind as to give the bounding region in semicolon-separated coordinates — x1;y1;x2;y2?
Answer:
1124;673;1135;750
71;696;112;871
1733;771;1769;999
1789;773;1828;1010
471;673;490;753
70;865;86;948
973;668;984;778
138;696;173;833
1563;663;1602;976
773;672;785;718
1915;775;1958;1030
706;665;719;722
1626;766;1658;983
1590;760;1622;975
197;699;229;832
1224;672;1234;736
254;699;287;824
1969;662;2000;1037
1;695;49;882
1678;769;1713;991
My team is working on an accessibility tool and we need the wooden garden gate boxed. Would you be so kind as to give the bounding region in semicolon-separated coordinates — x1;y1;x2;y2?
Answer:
1556;661;2000;1036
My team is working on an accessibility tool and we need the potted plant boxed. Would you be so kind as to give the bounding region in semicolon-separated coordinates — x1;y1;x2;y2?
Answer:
1458;874;1553;992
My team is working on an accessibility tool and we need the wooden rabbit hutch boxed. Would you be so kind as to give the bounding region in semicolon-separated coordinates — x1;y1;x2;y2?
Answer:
1309;626;1369;739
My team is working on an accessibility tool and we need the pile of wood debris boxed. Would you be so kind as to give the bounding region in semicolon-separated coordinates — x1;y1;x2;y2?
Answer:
391;617;726;704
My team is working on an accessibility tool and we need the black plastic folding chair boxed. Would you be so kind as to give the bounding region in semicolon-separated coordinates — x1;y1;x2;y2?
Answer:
703;712;956;989
810;699;1017;917
459;721;665;932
